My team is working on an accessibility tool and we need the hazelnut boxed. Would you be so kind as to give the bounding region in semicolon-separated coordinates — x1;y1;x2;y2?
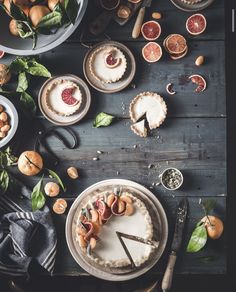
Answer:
44;182;60;197
1;124;10;132
67;166;79;179
53;198;67;214
195;55;205;66
0;105;4;112
0;112;8;122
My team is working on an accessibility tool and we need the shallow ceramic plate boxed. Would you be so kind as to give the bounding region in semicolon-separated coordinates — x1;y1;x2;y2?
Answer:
66;179;168;281
170;0;215;12
0;0;87;55
38;74;91;126
83;41;136;93
0;95;19;148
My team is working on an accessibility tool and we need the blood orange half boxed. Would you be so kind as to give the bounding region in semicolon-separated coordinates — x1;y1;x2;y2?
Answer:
165;34;187;55
61;87;79;106
189;74;206;93
141;21;161;41
170;46;188;60
186;14;207;35
142;42;162;63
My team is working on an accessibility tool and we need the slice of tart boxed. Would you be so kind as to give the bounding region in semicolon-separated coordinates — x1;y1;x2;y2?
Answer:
89;46;127;84
131;119;147;138
129;92;167;135
45;79;82;116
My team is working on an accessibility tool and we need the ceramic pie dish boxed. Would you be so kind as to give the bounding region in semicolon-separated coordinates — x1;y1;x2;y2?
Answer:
83;41;136;93
170;0;215;12
66;179;168;281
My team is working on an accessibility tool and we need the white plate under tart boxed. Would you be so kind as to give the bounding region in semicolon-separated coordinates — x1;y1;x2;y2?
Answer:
38;74;91;126
83;41;136;93
65;179;168;281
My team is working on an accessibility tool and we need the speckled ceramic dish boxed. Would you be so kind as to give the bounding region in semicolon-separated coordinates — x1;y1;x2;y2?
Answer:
170;0;215;12
66;179;168;281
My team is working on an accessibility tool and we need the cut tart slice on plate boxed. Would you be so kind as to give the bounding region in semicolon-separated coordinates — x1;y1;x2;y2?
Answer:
131;119;147;138
89;46;127;84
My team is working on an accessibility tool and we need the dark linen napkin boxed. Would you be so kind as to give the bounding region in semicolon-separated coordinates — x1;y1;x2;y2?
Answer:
0;178;57;277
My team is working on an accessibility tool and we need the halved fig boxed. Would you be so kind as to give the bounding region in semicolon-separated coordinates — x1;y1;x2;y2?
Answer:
141;20;161;41
186;13;207;36
96;199;112;220
166;83;176;95
189;74;207;93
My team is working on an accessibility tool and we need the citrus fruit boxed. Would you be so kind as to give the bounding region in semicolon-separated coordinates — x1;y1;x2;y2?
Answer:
201;215;224;240
186;14;207;35
166;83;176;95
61;87;79;106
165;34;187;55
141;21;161;41
0;51;5;59
104;52;121;68
142;42;162;63
189;74;206;93
170;46;188;60
18;150;43;176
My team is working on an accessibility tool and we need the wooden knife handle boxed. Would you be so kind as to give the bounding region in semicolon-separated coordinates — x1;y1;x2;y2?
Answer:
132;6;146;39
161;252;177;292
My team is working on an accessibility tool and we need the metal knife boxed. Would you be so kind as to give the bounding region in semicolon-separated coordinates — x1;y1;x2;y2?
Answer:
161;198;188;292
132;0;153;39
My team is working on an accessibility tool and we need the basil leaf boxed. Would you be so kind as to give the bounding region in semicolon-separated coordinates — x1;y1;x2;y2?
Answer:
10;57;29;74
0;170;9;195
187;223;207;253
10;1;27;21
31;176;45;211
200;199;216;215
17;72;28;92
64;0;79;24
4;147;18;166
20;91;37;117
37;11;62;29
93;112;115;128
17;21;35;39
47;169;65;191
26;61;51;78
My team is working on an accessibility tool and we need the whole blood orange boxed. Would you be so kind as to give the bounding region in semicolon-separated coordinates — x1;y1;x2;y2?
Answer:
142;42;162;63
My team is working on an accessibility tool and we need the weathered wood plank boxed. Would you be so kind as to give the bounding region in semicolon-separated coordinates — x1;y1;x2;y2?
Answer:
69;0;225;42
12;117;226;198
50;196;226;276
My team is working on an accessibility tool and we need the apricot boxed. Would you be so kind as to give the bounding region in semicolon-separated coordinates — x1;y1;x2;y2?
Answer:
201;215;224;240
48;0;64;11
18;150;43;176
9;19;19;37
29;5;50;27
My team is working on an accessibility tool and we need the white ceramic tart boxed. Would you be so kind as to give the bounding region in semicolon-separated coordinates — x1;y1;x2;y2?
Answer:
75;191;156;268
89;46;127;84
45;79;82;116
131;119;147;138
129;92;167;137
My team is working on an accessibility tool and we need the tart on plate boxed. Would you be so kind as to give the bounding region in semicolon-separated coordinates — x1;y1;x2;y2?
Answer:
89;46;127;84
76;190;157;268
45;79;82;116
129;92;167;137
180;0;203;4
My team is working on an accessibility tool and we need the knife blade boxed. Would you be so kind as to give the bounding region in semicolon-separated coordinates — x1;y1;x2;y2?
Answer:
161;198;188;292
132;0;153;39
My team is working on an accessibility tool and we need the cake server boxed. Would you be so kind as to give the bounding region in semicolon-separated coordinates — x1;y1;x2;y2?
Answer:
161;198;188;292
132;0;153;39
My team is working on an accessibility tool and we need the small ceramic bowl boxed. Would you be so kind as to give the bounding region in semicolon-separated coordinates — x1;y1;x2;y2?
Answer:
0;95;19;148
159;167;183;191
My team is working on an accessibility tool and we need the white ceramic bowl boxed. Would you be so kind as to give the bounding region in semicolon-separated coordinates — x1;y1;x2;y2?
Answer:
0;0;88;55
0;95;19;149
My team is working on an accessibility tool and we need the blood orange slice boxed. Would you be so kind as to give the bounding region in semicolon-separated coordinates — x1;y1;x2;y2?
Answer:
189;74;206;93
142;42;162;63
166;83;176;95
141;20;161;41
165;34;187;55
170;46;188;60
61;87;79;106
186;14;207;35
0;51;5;59
104;52;120;68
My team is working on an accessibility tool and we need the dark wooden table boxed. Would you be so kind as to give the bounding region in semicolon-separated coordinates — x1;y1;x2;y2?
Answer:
3;0;226;280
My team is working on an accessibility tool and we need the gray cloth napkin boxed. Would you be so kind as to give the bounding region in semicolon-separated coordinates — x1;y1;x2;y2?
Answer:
0;178;57;277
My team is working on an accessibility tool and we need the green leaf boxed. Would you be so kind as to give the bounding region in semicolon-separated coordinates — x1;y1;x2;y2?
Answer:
10;57;29;74
200;199;216;215
37;11;62;29
17;21;35;39
0;170;9;195
10;1;27;20
31;176;45;211
93;112;115;128
186;223;207;253
26;61;51;78
20;91;37;117
47;169;65;192
4;147;18;166
17;72;28;92
64;0;79;24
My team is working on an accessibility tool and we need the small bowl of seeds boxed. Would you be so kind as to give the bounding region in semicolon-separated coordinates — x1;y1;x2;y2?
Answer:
159;168;183;191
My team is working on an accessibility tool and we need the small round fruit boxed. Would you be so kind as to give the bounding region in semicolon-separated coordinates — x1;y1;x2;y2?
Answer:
29;5;50;27
186;13;207;35
142;42;162;63
53;198;67;214
44;182;60;197
0;64;11;85
201;215;224;240
117;5;131;19
165;34;187;55
0;51;5;59
141;20;161;41
9;19;20;37
48;0;64;11
189;74;206;93
18;150;43;176
195;55;205;66
67;166;79;179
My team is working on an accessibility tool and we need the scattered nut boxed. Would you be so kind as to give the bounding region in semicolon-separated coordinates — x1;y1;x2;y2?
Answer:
117;5;131;19
1;124;10;132
195;55;204;66
44;182;60;197
67;166;79;179
152;12;162;19
53;198;67;214
90;237;97;249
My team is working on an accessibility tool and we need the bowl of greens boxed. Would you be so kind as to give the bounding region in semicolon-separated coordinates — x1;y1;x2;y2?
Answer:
0;0;87;55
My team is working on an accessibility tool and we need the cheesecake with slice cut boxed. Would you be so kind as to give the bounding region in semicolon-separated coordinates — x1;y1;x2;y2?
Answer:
131;119;147;138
